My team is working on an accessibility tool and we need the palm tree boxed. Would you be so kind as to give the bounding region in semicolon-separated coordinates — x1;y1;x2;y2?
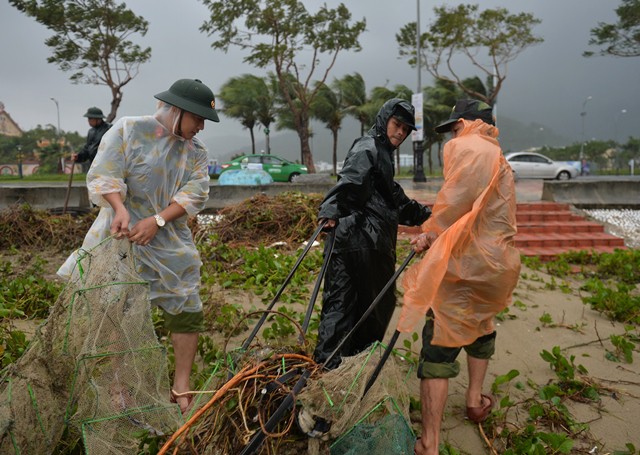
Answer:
423;79;459;172
217;74;264;153
255;74;279;154
311;82;344;175
335;73;369;136
272;73;309;145
424;77;488;171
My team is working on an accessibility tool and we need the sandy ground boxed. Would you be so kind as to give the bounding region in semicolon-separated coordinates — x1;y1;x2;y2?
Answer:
211;253;640;454
390;263;640;454
4;185;639;454
394;178;640;452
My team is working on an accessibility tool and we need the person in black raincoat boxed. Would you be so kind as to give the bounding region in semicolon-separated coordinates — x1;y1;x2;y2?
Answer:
314;98;432;370
72;107;112;172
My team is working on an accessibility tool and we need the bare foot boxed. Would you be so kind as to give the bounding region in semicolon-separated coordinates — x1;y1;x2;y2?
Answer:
170;389;193;414
414;436;438;455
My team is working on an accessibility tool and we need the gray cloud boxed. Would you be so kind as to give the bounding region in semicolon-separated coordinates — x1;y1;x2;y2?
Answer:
1;0;637;161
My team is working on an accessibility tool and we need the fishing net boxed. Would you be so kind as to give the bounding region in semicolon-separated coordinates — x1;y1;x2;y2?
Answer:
0;237;182;454
296;342;416;454
330;410;415;455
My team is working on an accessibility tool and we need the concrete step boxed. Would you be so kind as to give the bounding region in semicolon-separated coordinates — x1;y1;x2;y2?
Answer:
398;201;626;260
517;221;604;235
514;232;625;248
516;210;584;223
517;201;571;212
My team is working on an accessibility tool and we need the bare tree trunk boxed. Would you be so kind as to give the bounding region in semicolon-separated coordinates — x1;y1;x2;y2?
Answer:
297;114;316;173
299;131;316;173
250;127;256;154
108;87;123;123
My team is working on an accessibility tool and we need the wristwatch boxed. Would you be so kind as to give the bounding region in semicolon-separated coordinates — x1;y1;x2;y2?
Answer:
153;214;166;227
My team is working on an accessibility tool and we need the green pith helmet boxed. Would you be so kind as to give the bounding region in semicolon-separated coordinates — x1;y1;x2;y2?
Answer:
84;107;105;119
154;78;220;122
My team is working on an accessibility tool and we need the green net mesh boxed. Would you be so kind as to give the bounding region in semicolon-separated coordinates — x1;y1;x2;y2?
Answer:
330;409;415;455
297;342;416;454
0;238;182;454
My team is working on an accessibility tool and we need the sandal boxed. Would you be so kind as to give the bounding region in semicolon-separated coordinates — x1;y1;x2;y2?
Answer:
466;393;494;423
170;389;194;414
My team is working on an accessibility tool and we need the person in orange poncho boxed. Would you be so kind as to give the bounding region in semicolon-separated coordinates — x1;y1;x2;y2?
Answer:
401;100;521;455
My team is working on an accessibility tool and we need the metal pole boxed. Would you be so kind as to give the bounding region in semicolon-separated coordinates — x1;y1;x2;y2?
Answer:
50;98;60;136
614;108;627;145
579;95;592;160
417;0;421;92
413;0;426;182
614;108;627;174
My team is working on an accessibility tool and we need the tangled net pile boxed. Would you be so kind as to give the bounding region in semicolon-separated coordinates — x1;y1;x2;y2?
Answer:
156;341;415;455
297;345;415;455
0;237;182;454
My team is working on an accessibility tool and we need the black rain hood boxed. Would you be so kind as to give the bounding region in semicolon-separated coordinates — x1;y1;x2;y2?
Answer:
318;98;430;257
370;98;417;148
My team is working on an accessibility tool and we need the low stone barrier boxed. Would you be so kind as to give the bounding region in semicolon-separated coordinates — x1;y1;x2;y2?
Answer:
0;182;334;212
542;177;640;208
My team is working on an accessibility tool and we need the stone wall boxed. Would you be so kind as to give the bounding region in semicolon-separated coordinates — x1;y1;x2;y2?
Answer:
542;178;640;208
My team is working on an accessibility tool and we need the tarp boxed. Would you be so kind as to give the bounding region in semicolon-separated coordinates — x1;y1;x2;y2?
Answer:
218;169;274;186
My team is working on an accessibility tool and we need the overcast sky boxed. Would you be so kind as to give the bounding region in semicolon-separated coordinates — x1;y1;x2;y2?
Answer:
1;0;638;161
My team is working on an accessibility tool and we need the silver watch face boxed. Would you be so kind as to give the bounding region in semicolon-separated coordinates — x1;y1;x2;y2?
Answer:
154;214;166;227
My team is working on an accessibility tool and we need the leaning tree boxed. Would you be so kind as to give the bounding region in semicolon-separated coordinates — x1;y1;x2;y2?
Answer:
584;0;640;57
396;4;542;108
200;0;365;173
9;0;151;122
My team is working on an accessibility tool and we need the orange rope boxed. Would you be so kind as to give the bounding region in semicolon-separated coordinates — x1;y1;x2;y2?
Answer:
157;353;315;455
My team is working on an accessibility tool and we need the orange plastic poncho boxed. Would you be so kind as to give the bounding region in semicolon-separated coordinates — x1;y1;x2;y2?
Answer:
398;119;521;347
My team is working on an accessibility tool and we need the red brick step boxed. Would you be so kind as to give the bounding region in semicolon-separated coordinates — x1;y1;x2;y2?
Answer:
398;201;626;260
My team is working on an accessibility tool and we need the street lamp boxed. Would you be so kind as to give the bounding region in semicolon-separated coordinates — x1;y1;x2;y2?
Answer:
614;108;628;145
412;0;426;182
613;108;628;174
579;95;592;160
50;97;60;136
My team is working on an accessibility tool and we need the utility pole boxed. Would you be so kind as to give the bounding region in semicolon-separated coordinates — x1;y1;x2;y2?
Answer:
579;95;592;160
412;0;426;182
50;97;60;136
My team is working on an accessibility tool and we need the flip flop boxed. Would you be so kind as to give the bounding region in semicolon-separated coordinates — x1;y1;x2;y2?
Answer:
170;389;194;414
466;393;494;423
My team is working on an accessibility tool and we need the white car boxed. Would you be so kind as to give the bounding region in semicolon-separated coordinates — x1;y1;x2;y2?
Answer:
505;152;579;180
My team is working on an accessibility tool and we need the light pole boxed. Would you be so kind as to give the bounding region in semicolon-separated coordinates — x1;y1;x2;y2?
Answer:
614;108;628;145
412;0;426;182
50;97;60;137
614;108;628;174
536;127;544;149
579;95;592;160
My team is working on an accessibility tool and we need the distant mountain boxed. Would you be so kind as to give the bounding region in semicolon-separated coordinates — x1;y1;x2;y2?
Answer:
201;115;573;167
496;117;572;154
